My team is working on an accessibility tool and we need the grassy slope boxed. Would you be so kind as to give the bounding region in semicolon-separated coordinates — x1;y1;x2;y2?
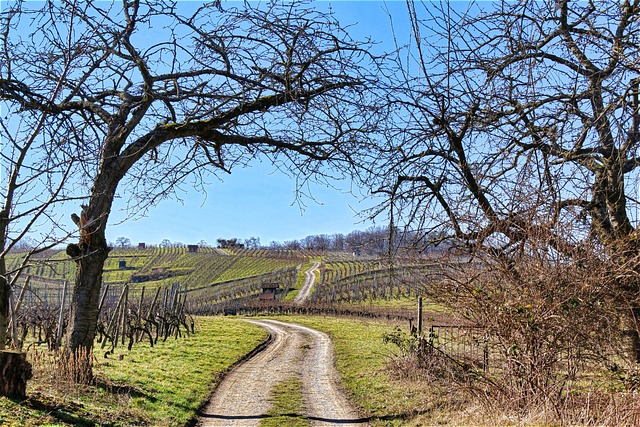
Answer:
0;317;268;427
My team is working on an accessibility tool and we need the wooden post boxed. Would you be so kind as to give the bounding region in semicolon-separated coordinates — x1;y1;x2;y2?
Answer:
147;287;161;319
8;289;18;349
120;284;128;346
97;282;110;315
14;276;30;315
55;280;68;349
418;296;423;335
102;285;127;349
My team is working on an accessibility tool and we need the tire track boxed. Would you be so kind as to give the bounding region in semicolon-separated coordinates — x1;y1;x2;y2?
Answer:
294;261;321;304
197;319;368;427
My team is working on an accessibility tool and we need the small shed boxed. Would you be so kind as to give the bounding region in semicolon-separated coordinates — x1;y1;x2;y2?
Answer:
118;260;127;270
258;283;280;301
138;242;146;250
188;244;199;253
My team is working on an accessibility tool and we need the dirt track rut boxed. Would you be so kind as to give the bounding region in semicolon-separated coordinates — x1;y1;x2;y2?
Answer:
293;262;321;304
197;319;368;427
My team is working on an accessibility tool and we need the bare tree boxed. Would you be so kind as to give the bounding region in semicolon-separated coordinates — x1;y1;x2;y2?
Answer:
375;0;640;261
371;0;640;357
115;237;131;248
1;0;378;379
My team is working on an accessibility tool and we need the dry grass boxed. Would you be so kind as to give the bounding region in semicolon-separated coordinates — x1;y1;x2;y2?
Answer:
379;347;640;426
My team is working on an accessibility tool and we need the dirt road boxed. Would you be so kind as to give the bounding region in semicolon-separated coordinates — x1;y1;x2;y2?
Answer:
197;319;368;427
293;261;321;304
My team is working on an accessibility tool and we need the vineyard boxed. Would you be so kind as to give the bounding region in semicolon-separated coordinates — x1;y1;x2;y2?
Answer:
4;246;305;353
4;246;452;357
311;260;447;304
6;246;301;292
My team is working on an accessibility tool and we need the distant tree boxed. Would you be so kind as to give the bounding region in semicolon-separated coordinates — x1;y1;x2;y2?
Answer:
115;237;131;248
198;240;209;247
159;239;172;248
283;240;301;250
345;230;366;254
217;238;244;249
244;237;261;249
329;233;346;251
8;237;37;254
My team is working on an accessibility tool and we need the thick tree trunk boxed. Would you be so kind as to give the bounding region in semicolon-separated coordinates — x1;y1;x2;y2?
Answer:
64;243;109;382
0;350;32;399
63;191;114;383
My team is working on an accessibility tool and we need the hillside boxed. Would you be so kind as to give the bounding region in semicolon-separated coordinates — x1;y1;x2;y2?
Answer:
5;246;444;321
6;246;306;288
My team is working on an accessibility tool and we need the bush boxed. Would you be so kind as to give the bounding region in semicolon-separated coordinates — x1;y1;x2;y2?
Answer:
394;237;640;424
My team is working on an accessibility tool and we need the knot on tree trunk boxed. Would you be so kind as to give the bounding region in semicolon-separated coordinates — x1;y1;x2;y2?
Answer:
66;205;97;261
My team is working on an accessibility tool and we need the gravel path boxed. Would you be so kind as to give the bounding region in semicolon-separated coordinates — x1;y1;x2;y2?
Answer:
197;319;368;427
293;261;321;304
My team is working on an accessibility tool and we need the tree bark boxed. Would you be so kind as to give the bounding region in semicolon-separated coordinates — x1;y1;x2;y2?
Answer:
0;350;32;399
63;180;115;382
64;248;109;380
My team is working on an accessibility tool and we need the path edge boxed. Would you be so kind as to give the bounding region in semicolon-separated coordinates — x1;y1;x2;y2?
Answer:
186;318;275;427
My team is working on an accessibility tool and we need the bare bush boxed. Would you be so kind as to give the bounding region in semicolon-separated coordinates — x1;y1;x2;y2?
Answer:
384;237;640;424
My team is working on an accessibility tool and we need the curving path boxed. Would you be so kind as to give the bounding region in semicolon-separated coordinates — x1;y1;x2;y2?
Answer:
293;261;321;304
197;319;368;427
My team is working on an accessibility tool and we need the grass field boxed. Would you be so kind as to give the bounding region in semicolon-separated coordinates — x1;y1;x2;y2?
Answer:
1;314;421;426
0;317;268;427
272;315;428;427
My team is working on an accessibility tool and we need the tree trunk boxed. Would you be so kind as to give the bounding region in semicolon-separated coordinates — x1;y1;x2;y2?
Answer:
63;167;120;382
0;350;32;399
64;244;109;382
63;192;114;381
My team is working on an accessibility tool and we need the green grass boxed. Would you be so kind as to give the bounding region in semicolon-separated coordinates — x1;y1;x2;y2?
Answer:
96;317;268;426
3;317;268;427
270;315;429;427
260;376;309;427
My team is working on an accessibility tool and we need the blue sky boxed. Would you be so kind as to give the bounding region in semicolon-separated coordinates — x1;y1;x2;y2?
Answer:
108;158;381;246
0;1;415;247
104;1;409;246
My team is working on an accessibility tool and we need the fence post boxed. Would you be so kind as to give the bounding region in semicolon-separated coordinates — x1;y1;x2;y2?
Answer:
418;296;423;335
102;285;128;349
120;284;128;346
97;282;110;315
8;288;18;349
55;280;68;349
14;276;30;316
